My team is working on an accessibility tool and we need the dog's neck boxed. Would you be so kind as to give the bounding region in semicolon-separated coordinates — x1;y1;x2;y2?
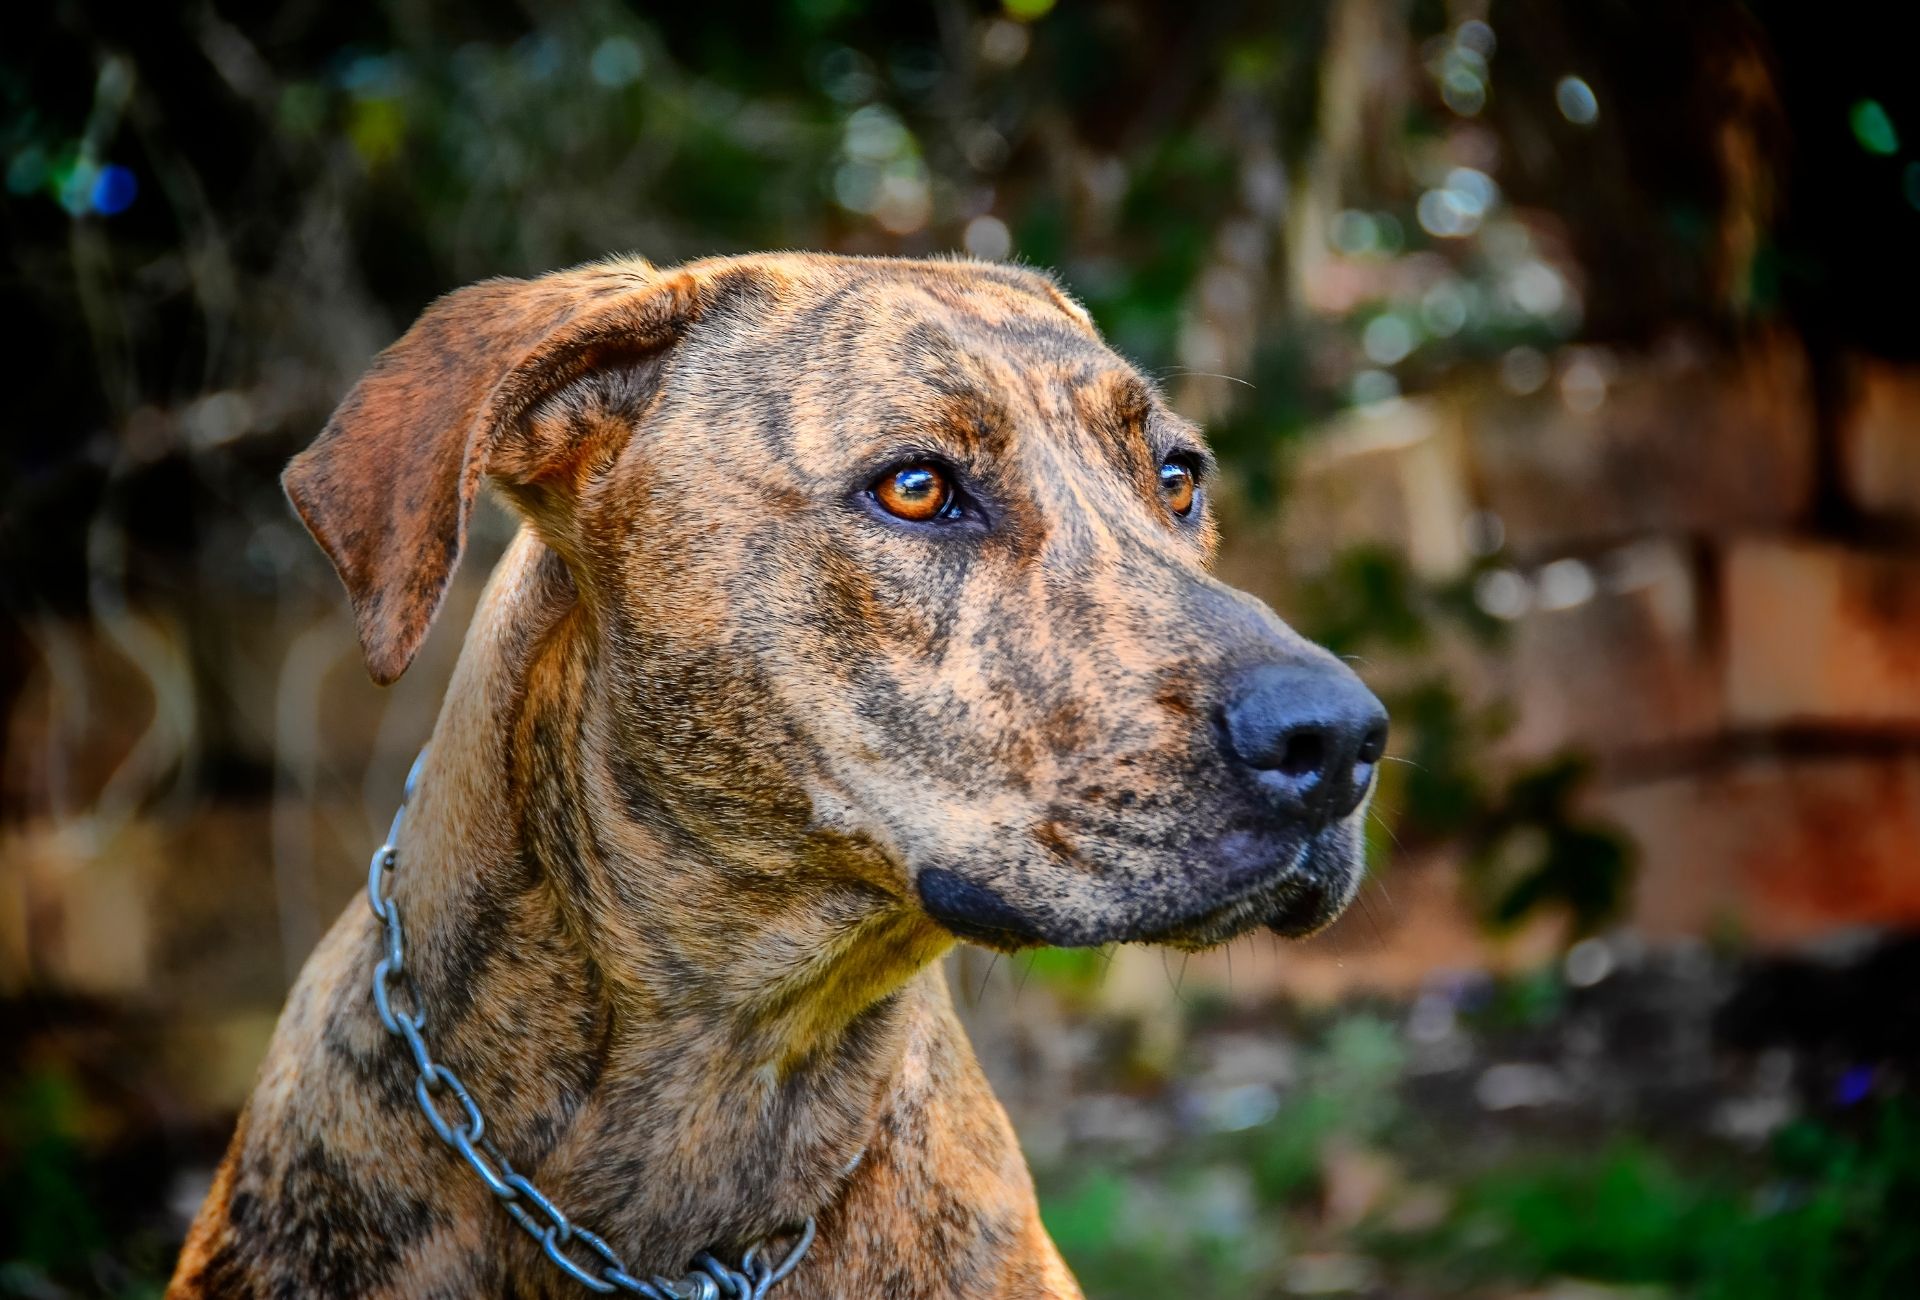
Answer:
385;530;954;1275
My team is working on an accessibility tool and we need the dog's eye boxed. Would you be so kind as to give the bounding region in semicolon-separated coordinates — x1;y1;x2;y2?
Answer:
1159;456;1198;517
873;463;955;523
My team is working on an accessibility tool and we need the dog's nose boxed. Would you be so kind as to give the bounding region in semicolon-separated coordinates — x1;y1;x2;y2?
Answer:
1218;661;1388;827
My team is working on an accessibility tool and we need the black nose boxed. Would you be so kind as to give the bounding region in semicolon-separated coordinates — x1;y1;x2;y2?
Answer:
1217;661;1388;827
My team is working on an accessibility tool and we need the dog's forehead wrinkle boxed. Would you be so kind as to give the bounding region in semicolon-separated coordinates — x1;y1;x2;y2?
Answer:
1025;442;1164;571
680;278;1132;501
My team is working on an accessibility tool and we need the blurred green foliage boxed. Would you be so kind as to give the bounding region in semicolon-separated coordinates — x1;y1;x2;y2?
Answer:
1247;1014;1405;1205
0;1069;104;1280
0;1063;168;1300
1396;1106;1920;1297
1466;755;1635;938
1040;1012;1404;1295
1033;1003;1920;1299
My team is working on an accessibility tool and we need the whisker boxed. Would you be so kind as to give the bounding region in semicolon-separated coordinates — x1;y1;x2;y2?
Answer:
1369;861;1396;909
1155;367;1255;389
1368;806;1406;852
1355;891;1388;952
976;952;1001;1003
1160;950;1192;1008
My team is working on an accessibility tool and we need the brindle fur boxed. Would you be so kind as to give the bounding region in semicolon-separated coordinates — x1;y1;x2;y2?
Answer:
170;253;1372;1298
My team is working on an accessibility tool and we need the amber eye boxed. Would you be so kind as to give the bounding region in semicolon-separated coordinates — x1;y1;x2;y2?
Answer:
873;463;954;522
1159;457;1198;517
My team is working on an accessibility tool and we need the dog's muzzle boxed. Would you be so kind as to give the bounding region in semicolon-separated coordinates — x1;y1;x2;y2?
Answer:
915;655;1387;952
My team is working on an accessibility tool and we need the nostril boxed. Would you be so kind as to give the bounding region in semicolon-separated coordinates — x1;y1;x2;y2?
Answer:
1275;728;1327;781
1357;722;1388;766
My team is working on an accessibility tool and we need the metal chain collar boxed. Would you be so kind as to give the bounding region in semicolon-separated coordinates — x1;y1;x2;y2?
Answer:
365;750;817;1300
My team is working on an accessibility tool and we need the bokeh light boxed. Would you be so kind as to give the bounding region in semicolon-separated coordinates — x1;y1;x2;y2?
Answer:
89;164;137;216
1556;75;1600;126
964;214;1012;260
1851;98;1900;155
588;35;645;88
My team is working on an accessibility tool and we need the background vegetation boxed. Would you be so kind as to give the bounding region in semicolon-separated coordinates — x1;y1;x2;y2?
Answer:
6;1;1920;1295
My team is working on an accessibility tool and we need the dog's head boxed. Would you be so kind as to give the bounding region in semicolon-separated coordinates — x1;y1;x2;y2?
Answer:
289;254;1385;953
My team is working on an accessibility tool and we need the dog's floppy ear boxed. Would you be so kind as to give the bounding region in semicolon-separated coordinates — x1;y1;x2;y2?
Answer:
285;261;702;685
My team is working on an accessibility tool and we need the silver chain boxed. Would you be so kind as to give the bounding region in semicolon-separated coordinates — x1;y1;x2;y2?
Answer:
365;749;817;1300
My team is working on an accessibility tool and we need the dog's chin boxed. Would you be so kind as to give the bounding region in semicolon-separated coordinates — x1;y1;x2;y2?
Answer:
1144;824;1363;950
915;822;1365;953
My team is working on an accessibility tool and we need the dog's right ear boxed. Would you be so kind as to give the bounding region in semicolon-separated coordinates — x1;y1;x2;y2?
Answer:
284;261;705;685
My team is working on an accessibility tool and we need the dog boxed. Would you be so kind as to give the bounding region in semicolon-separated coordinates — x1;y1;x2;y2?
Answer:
169;253;1387;1298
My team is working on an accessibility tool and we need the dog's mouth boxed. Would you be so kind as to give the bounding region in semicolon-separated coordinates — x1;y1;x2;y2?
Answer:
915;822;1363;953
1140;823;1362;950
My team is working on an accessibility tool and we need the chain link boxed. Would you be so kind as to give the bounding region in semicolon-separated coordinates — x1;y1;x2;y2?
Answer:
366;749;816;1299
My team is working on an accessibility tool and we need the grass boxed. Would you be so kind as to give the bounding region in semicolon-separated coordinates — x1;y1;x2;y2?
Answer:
1385;1106;1920;1297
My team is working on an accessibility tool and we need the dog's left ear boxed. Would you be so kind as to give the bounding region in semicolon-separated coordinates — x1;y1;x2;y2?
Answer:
285;261;710;685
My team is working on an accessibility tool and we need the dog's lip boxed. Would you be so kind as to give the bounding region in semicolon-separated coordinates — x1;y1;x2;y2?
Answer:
1264;826;1364;937
1264;886;1343;938
1094;821;1364;950
914;817;1364;952
916;865;1051;950
1128;837;1316;949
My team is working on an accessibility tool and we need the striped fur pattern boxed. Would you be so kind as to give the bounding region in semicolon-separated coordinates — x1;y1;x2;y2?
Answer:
169;253;1370;1297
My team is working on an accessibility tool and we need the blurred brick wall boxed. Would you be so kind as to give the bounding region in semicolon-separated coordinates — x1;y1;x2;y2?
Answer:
1219;334;1920;964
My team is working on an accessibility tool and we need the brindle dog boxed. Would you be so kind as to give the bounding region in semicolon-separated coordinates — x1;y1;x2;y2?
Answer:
170;253;1386;1298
